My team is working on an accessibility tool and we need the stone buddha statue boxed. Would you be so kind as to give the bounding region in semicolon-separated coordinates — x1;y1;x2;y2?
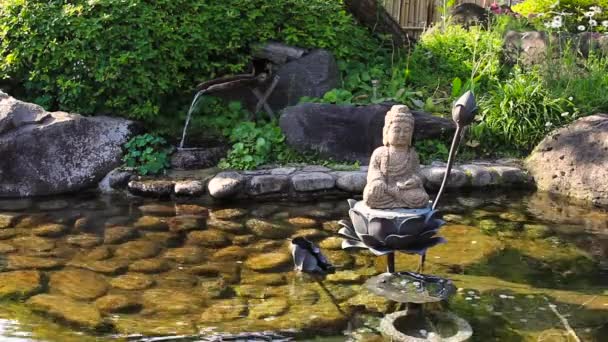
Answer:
363;105;430;209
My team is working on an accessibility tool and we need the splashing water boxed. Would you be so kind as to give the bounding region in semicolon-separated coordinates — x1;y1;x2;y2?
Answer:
179;90;206;148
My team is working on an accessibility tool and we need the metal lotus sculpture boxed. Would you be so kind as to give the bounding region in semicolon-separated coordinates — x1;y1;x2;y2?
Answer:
290;237;335;274
338;200;446;257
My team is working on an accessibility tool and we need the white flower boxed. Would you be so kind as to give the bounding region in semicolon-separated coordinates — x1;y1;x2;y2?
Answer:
590;19;598;26
545;122;553;128
561;112;570;117
551;21;562;29
584;11;595;18
553;16;563;25
578;25;587;31
603;20;608;27
568;96;573;101
544;22;552;28
590;6;602;14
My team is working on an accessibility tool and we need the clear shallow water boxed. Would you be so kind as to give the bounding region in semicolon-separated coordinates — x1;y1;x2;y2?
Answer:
0;190;606;341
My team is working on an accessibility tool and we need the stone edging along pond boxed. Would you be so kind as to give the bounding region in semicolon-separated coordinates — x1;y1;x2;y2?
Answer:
113;159;533;201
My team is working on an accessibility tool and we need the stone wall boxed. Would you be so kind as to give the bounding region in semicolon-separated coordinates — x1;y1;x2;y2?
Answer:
115;160;533;200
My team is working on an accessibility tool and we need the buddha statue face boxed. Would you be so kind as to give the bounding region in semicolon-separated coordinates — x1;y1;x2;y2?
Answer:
383;105;414;148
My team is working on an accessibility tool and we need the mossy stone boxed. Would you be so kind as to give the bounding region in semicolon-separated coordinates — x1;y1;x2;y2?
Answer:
0;228;17;240
49;268;109;300
129;258;170;274
207;218;246;233
523;224;552;239
0;270;43;299
321;220;341;233
66;258;129;275
27;294;105;330
325;250;355;268
326;270;364;284
138;204;176;216
167;215;205;233
176;204;209;216
163;246;205;264
319;237;344;250
241;271;287;286
211;208;248;220
111;273;155;290
142;288;205;314
11;236;55;252
287;217;317;228
246;219;294;239
499;211;528;223
0;213;20;228
187;229;230;247
133;216;169;231
6;255;65;270
114;240;161;260
155;270;199;288
212;245;248;261
249;298;289;319
66;234;102;248
113;315;196;336
0;242;16;253
103;226;137;244
245;252;291;272
479;219;499;234
199;278;231;299
199;298;247;322
95;294;140;313
82;246;112;261
233;234;257;245
291;228;328;240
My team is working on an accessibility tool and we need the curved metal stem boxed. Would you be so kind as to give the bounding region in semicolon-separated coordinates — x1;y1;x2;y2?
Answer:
431;125;463;210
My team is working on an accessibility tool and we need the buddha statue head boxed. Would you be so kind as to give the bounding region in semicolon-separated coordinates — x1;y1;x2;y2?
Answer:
383;105;415;148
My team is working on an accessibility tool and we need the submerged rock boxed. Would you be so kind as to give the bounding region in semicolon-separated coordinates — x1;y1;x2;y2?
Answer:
212;245;248;261
66;234;102;248
0;270;43;299
249;298;290;319
114;240;161;260
142;288;206;314
244;252;291;272
103;226;138;244
133;216;169;231
110;273;155;290
138;204;176;216
207;218;246;233
326;270;364;284
66;258;129;275
287;217;318;228
49;268;109;300
32;223;69;237
199;298;248;322
95;294;140;313
11;236;55;252
163;246;205;264
186;229;230;247
167;215;205;232
6;255;65;270
28;294;106;329
319;237;344;250
0;213;20;228
246;219;294;239
128;258;170;274
212;208;248;220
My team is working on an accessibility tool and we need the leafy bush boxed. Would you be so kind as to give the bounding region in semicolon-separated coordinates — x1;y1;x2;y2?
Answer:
472;68;577;153
123;134;172;175
407;25;503;95
0;0;379;128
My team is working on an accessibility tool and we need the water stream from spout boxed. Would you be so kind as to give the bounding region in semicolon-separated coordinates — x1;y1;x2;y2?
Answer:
179;90;206;148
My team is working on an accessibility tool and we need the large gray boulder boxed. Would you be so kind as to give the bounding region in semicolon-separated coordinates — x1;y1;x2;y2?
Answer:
0;91;137;197
525;114;608;207
279;103;455;164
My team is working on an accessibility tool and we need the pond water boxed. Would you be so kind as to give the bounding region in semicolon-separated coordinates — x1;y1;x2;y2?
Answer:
0;190;606;341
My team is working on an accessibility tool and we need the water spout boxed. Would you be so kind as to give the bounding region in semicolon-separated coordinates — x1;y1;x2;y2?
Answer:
179;90;206;149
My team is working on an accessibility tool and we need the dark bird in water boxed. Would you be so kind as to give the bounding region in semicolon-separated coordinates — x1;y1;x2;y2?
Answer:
290;237;335;274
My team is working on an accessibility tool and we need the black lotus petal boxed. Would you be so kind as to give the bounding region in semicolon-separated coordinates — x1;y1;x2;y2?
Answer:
399;236;447;255
342;239;369;250
368;217;399;241
349;209;369;236
338;227;359;241
384;234;417;249
367;245;397;256
398;215;426;235
338;219;354;230
347;199;357;209
358;234;385;249
425;218;446;230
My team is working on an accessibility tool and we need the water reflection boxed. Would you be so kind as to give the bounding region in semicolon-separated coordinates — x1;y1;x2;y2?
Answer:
0;189;606;341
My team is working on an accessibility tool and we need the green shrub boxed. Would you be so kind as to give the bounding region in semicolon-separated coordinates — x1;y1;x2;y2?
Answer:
0;0;379;129
473;67;577;153
407;25;503;95
123;134;172;175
